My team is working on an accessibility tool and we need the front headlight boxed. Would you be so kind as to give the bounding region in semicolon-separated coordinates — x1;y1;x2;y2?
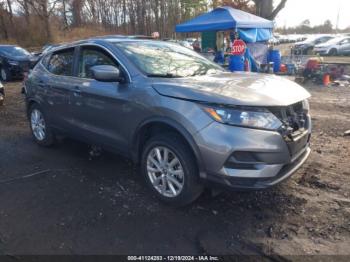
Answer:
202;105;283;130
8;60;19;66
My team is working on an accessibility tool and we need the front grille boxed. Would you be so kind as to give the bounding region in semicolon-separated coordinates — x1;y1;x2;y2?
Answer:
19;61;30;72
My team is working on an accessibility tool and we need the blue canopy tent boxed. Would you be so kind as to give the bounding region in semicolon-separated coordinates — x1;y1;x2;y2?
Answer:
175;6;274;43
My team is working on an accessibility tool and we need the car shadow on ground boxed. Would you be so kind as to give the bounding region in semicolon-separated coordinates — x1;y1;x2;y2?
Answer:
0;133;301;255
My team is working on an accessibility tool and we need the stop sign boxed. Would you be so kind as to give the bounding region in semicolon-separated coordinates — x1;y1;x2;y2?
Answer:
231;40;246;55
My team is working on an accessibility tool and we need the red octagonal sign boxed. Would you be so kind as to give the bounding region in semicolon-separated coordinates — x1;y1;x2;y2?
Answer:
231;40;246;55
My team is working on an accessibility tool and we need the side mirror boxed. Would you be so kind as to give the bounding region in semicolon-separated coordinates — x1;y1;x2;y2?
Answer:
91;65;122;82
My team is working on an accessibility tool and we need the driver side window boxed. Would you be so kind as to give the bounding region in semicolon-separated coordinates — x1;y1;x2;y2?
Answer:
78;46;119;79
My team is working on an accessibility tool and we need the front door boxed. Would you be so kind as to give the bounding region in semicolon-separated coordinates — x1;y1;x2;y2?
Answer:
339;38;350;55
70;45;131;153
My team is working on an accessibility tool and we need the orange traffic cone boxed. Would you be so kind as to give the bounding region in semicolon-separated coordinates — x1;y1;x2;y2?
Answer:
323;74;331;86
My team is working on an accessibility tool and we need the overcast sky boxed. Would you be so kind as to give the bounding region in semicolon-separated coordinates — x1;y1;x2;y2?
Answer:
274;0;350;29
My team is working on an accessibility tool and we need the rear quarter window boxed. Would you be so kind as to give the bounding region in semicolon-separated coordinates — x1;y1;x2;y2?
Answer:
41;54;51;68
47;48;75;76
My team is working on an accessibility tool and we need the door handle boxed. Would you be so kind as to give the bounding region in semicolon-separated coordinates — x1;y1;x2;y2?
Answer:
73;86;82;96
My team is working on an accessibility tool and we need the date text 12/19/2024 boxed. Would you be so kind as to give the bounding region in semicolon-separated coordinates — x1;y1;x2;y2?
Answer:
127;256;220;261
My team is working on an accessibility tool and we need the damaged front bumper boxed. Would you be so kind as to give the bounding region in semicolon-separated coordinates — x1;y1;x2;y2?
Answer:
194;113;312;190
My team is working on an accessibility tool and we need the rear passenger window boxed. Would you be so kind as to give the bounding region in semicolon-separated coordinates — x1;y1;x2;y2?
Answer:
47;48;74;76
41;54;51;68
78;47;118;79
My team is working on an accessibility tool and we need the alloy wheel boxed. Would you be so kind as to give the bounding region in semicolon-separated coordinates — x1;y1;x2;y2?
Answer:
146;146;185;198
31;109;46;141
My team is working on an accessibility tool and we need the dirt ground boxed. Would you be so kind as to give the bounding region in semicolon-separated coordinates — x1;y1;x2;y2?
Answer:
0;79;349;257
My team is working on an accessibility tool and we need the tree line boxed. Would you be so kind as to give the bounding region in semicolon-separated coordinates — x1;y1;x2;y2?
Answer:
0;0;287;47
277;19;350;35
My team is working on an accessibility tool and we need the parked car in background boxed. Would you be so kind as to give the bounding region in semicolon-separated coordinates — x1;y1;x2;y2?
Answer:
0;81;4;106
269;35;280;45
314;37;350;56
276;34;306;44
0;45;35;81
192;39;201;52
178;40;193;49
185;38;197;46
25;37;312;206
292;35;334;55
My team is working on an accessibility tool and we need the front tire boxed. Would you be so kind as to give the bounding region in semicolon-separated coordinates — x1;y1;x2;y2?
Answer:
141;133;204;206
329;49;338;56
29;104;55;146
305;47;313;55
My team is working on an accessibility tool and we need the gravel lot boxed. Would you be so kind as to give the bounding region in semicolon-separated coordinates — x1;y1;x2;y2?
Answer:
0;80;349;256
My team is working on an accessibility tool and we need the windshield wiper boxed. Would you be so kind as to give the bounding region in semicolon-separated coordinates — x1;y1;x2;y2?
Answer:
146;73;181;78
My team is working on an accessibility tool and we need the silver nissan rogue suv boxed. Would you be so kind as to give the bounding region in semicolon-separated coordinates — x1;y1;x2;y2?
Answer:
24;37;311;206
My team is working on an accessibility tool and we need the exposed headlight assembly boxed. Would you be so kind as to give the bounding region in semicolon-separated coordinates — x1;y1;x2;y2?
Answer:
302;99;310;113
202;105;283;130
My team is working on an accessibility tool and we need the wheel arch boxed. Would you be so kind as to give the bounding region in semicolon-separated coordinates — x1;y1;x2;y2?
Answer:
131;117;206;176
329;48;338;55
26;98;42;118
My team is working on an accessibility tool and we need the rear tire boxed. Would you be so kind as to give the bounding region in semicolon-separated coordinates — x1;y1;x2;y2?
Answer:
141;133;204;206
29;103;55;146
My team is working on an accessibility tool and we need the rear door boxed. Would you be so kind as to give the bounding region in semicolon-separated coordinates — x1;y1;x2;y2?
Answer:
44;47;79;130
70;45;132;153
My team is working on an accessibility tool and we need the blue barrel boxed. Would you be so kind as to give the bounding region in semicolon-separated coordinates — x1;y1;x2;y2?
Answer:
214;51;225;64
229;55;244;72
268;50;281;73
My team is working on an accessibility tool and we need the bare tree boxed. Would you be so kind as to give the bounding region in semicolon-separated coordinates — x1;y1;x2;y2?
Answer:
6;0;13;25
0;0;289;45
71;0;83;27
26;0;60;41
0;2;9;39
253;0;287;20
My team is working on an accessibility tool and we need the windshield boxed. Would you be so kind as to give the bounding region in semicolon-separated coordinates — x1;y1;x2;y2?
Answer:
0;46;30;57
114;41;224;77
322;37;346;45
304;36;332;44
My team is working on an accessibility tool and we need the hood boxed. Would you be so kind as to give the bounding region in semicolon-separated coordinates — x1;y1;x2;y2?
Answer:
3;54;33;62
151;72;311;107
